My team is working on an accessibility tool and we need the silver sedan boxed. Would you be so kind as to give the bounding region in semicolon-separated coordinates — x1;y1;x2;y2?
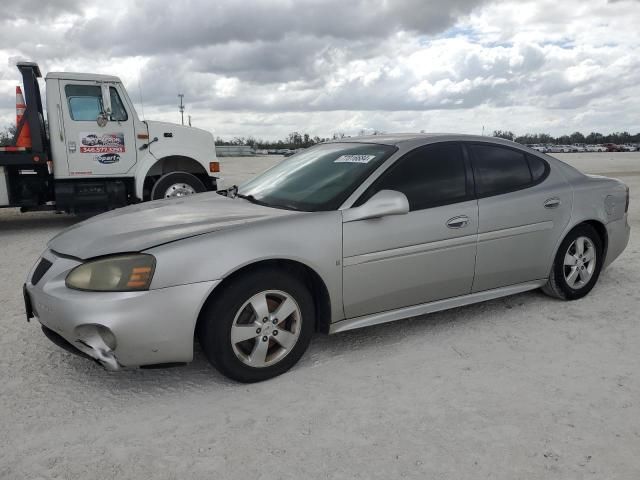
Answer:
25;134;631;382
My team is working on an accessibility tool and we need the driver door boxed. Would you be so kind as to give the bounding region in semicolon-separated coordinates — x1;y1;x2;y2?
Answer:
59;80;136;176
342;142;479;319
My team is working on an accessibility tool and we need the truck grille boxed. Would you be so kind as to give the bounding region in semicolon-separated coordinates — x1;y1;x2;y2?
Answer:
31;258;52;285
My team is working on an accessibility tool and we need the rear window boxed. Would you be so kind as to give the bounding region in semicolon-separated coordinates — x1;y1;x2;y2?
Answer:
527;154;547;182
470;144;532;196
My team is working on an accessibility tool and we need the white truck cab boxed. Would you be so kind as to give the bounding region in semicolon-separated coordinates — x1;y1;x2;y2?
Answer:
0;62;220;213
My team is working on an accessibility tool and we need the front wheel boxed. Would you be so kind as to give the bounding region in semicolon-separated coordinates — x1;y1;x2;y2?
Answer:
198;269;315;382
542;225;603;300
150;172;206;200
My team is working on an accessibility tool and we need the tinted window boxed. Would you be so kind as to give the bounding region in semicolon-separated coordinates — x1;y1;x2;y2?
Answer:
109;87;128;121
65;85;103;121
357;143;468;211
470;145;532;196
527;154;547;181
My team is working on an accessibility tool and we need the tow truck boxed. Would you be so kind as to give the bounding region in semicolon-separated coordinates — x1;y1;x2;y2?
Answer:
0;62;220;213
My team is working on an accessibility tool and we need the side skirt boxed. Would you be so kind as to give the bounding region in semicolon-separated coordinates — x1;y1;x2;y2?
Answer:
329;280;547;334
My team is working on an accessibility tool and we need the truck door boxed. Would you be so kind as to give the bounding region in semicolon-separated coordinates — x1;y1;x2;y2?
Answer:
59;80;136;176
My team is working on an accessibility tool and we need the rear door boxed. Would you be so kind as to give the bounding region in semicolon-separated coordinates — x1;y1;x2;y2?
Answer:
466;143;572;292
59;80;136;176
342;142;478;318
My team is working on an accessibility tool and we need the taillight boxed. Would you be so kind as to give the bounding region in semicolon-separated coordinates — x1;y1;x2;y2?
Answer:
625;185;630;213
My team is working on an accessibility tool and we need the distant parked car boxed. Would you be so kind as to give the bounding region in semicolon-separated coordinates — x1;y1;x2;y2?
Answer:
546;145;563;153
603;143;623;152
621;144;637;152
530;144;548;153
572;144;587;153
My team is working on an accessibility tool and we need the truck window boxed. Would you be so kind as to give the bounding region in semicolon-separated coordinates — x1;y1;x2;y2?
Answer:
109;87;128;121
65;85;103;121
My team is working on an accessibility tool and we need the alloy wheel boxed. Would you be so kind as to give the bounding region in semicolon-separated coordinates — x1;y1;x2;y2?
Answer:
563;236;597;289
230;290;302;368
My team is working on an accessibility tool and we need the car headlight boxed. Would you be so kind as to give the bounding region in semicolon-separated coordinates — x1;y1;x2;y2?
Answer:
65;254;156;292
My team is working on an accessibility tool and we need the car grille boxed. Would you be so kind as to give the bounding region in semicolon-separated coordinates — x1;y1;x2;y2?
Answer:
31;258;52;285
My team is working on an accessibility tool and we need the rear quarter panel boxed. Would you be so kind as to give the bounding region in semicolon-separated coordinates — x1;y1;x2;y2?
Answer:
556;173;629;269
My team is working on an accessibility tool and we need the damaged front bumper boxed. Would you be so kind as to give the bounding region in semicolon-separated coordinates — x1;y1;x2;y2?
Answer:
24;250;218;370
40;324;121;371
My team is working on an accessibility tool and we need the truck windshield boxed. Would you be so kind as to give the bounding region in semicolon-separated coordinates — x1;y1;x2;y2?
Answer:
237;143;397;211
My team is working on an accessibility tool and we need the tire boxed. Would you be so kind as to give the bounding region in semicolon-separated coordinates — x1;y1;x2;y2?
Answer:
542;224;604;300
150;172;206;200
198;268;315;382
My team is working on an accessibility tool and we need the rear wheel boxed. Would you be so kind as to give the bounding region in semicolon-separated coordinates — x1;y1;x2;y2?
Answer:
198;269;315;382
542;225;603;300
150;172;206;200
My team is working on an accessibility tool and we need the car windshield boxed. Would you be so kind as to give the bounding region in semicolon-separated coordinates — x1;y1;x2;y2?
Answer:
237;142;397;211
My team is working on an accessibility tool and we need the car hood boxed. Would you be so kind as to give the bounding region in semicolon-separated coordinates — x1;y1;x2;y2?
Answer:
48;192;298;259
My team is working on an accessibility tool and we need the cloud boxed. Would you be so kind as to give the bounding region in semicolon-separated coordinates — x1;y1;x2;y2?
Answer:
67;0;492;55
0;0;639;139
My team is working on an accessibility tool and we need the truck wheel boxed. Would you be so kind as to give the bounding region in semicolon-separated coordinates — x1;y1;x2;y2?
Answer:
150;172;206;200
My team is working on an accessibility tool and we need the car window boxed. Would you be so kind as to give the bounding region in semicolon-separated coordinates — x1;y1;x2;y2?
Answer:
355;142;468;211
527;154;547;182
109;87;128;121
238;143;397;211
65;85;103;121
470;144;532;196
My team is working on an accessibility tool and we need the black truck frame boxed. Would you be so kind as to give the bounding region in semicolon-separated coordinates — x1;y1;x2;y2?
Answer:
0;62;54;209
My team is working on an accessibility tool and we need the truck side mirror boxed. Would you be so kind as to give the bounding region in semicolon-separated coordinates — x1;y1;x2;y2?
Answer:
96;113;108;127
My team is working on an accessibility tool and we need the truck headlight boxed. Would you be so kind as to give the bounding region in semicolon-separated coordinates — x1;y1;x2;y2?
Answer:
66;254;156;291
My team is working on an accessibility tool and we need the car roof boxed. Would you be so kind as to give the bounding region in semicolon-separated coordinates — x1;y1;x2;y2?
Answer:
328;133;522;149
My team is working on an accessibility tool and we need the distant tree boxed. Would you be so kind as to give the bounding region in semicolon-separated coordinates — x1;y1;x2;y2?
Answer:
492;130;515;141
538;133;553;144
569;131;586;144
585;132;604;144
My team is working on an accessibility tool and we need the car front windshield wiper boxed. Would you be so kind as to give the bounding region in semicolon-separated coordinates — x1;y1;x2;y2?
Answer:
236;192;305;211
219;184;302;211
236;192;272;207
217;185;239;198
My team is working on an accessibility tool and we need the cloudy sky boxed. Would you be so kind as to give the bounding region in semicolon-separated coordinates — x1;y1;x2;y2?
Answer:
0;0;638;140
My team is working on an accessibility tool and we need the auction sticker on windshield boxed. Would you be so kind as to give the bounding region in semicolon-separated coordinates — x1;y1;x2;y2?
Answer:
334;154;376;164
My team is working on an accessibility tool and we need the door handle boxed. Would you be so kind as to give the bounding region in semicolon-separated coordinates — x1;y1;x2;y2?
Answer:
544;198;561;209
446;215;469;229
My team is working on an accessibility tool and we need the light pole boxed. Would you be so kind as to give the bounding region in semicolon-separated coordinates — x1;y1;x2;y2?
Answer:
178;94;184;126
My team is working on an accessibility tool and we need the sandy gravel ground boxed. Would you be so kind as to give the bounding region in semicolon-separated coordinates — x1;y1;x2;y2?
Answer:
1;153;639;479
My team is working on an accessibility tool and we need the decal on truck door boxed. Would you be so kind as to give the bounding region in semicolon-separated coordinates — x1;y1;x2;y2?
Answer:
79;132;125;154
95;153;120;164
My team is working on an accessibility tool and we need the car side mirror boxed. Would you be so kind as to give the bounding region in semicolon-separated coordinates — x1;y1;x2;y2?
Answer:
343;190;410;223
